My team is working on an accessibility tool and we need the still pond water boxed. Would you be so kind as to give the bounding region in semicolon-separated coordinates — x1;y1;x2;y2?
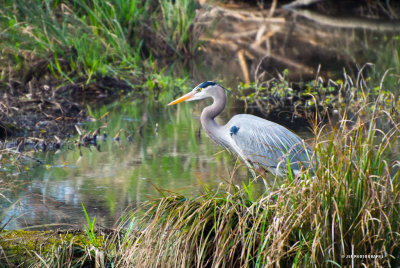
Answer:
4;97;304;229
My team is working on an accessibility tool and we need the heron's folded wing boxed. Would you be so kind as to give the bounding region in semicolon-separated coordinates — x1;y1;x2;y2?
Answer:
228;115;312;173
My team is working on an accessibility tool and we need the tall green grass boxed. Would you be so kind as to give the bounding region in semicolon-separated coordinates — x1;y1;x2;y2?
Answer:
0;0;199;85
158;0;198;55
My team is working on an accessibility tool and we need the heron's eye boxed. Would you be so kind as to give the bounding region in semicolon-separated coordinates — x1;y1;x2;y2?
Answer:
198;88;202;92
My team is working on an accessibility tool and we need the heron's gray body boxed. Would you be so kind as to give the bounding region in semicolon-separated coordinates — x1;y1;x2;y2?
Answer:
170;81;314;177
221;114;312;176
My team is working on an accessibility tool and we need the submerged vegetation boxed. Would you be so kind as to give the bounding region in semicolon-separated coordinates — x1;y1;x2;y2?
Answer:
1;0;400;267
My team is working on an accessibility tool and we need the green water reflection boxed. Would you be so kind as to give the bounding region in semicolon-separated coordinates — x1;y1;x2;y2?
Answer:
2;97;262;229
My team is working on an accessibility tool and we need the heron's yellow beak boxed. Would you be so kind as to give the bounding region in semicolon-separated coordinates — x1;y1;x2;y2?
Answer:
167;91;195;106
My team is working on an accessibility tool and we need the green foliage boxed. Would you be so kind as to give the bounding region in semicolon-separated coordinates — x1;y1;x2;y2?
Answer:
82;202;98;247
0;0;200;86
1;0;139;82
158;0;198;54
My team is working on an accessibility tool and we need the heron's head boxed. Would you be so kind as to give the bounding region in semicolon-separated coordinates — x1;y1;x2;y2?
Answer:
168;81;228;106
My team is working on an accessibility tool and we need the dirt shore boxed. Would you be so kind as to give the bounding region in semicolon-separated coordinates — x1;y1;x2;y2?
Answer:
0;77;133;144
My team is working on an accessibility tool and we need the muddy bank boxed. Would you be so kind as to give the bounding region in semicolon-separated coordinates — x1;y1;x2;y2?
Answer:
0;77;135;144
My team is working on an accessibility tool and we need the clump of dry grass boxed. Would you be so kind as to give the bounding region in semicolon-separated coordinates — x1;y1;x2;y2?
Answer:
112;100;399;267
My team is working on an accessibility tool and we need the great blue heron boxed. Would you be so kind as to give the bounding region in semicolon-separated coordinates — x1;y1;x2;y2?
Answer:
168;81;314;177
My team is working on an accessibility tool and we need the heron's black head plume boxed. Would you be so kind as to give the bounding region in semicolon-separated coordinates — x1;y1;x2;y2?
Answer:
196;81;232;94
196;81;217;89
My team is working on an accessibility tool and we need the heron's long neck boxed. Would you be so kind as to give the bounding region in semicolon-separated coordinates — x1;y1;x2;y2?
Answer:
200;88;226;142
